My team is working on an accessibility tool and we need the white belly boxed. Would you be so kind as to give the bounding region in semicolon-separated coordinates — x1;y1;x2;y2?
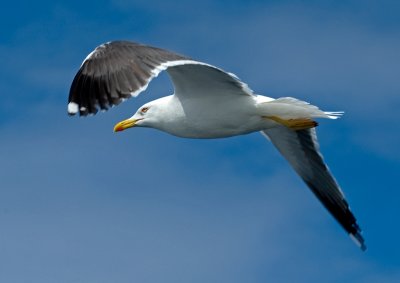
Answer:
155;94;275;139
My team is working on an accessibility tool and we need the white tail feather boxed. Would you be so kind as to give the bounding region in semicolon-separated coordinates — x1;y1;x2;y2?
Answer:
258;97;344;120
325;111;344;119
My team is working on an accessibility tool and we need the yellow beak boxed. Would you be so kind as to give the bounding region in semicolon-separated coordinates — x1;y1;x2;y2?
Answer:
114;118;140;132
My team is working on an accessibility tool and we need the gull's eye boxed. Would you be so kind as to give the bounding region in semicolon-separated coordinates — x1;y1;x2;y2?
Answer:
141;107;149;114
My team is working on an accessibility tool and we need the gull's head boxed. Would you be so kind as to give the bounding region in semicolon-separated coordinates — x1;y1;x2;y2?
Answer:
114;102;158;132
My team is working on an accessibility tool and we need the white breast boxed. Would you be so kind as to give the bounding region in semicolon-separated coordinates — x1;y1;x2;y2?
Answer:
152;94;273;139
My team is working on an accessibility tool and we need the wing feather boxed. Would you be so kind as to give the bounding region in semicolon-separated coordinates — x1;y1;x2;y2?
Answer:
261;127;366;250
68;41;253;116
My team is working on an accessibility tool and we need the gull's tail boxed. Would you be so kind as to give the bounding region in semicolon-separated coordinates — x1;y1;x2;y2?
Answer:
258;97;344;120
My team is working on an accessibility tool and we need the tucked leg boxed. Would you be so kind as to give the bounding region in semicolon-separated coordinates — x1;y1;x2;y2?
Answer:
264;116;318;131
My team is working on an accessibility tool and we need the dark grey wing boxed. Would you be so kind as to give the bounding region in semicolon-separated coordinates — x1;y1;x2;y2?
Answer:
261;127;366;250
68;41;190;116
68;41;253;116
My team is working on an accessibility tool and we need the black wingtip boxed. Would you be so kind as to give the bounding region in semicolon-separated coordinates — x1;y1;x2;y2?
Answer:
67;111;77;117
350;233;367;251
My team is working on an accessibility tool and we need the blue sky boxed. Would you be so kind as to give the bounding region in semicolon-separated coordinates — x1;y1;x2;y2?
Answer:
1;0;400;282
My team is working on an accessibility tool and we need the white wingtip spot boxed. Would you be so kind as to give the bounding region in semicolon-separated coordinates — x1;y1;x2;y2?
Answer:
68;102;79;114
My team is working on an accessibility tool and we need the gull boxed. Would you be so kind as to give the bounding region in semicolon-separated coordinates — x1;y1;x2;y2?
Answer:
68;41;365;250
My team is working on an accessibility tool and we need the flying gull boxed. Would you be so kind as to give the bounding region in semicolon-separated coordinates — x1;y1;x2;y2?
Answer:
68;41;366;250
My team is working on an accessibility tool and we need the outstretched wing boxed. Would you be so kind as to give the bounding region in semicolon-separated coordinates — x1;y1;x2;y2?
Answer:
261;127;366;250
68;41;253;116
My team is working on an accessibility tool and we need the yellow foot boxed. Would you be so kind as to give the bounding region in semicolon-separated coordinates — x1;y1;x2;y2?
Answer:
264;116;318;131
